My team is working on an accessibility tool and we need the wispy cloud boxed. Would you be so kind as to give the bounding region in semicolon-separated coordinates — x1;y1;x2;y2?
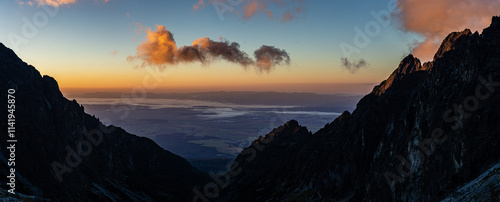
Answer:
340;58;368;74
242;0;266;19
35;0;77;7
127;25;291;72
193;0;204;10
193;0;305;23
132;22;146;36
18;0;110;7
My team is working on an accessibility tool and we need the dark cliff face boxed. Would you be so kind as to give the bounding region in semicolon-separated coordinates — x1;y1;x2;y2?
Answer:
218;16;500;201
0;44;210;201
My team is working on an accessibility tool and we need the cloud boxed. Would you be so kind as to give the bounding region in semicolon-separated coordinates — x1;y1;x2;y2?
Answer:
128;25;291;72
280;6;304;22
179;37;254;67
194;0;305;23
127;25;178;66
265;10;273;19
17;0;34;6
340;58;368;74
242;0;267;18
32;0;77;7
18;0;110;7
395;0;500;61
254;45;290;72
193;0;205;10
281;10;294;23
133;22;146;36
110;50;118;56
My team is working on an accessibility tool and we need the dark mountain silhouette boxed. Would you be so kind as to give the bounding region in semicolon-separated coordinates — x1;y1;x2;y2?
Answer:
215;16;500;201
0;43;209;201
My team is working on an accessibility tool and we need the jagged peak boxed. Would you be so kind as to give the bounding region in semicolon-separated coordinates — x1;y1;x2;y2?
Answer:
490;15;500;28
434;29;473;60
339;110;351;118
395;54;423;76
284;119;299;128
252;119;309;146
434;16;500;61
482;16;500;42
372;54;424;95
371;16;500;97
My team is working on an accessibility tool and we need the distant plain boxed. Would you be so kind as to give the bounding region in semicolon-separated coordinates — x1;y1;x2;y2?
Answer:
68;92;363;173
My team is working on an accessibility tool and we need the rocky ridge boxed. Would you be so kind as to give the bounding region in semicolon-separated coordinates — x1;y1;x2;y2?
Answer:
217;16;500;201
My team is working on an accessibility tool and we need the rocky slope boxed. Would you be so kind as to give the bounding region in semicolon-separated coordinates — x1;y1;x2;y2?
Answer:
0;43;210;201
216;16;500;201
442;161;500;201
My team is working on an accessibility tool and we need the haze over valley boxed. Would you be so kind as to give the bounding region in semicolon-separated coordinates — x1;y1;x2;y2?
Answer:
68;91;362;172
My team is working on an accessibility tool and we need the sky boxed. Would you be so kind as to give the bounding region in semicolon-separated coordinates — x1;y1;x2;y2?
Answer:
0;0;498;94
